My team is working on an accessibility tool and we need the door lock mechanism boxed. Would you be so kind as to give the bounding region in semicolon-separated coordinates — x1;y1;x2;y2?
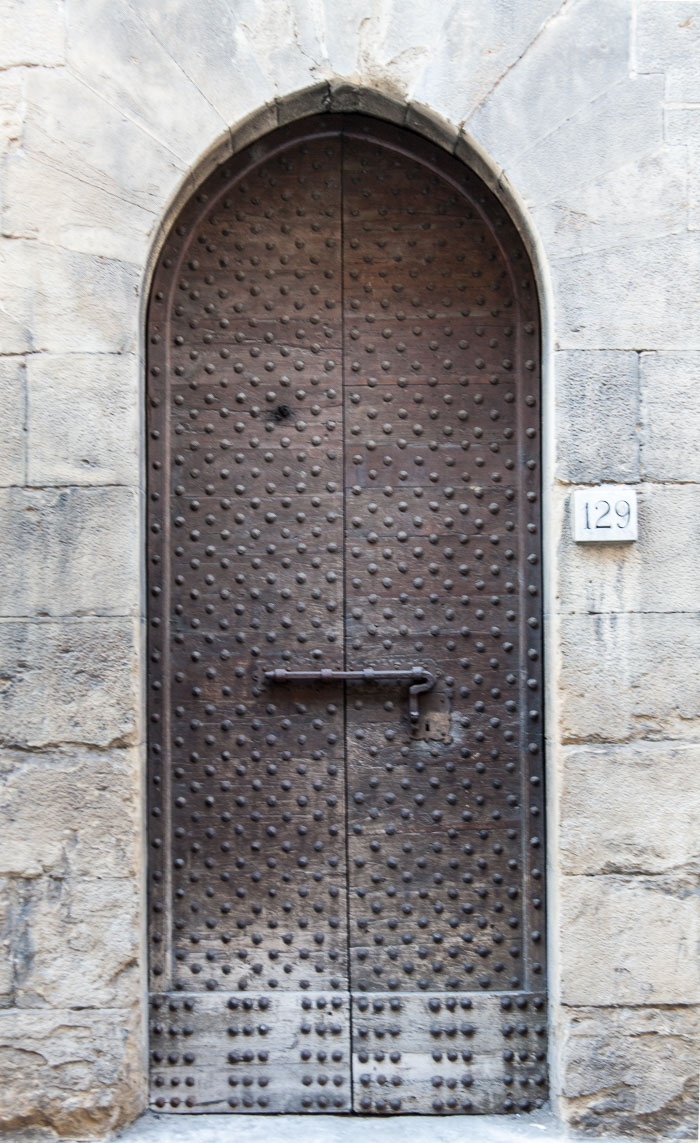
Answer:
261;664;436;725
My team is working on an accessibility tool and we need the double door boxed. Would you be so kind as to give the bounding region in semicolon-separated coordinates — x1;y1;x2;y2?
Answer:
147;115;545;1114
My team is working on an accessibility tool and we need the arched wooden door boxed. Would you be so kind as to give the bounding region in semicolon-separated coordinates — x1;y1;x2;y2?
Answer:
147;115;545;1115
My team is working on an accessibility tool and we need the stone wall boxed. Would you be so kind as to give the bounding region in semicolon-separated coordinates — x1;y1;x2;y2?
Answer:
0;0;698;1137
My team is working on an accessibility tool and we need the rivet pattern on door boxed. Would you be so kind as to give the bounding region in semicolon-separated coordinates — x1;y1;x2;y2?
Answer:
147;115;545;1115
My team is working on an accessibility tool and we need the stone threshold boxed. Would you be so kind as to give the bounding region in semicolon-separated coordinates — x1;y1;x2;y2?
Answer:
104;1110;652;1143
14;1109;688;1143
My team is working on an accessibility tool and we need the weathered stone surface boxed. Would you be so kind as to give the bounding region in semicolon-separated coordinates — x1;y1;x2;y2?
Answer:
26;353;139;487
557;484;700;615
405;100;457;153
561;1005;700;1139
22;68;186;219
0;878;12;1001
327;81;405;123
0;357;25;485
531;146;688;260
413;0;565;127
321;0;372;78
1;237;139;355
0;619;139;750
65;0;226;164
275;82;331;126
0;747;141;880
5;874;140;1010
0;71;24;155
0;236;34;353
2;153;157;265
560;741;700;876
668;116;700;231
553;231;700;350
136;0;276;124
108;1109;622;1143
0;2;697;1137
466;0;631;174
31;243;139;355
637;0;700;103
507;75;664;208
0;487;139;617
666;106;700;150
560;874;700;1006
554;351;639;483
0;0;64;68
0;1006;144;1137
232;0;330;100
560;613;700;743
351;4;434;104
228;103;279;158
640;352;700;482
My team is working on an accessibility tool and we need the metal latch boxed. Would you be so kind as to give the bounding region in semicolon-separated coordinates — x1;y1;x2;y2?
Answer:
263;665;436;724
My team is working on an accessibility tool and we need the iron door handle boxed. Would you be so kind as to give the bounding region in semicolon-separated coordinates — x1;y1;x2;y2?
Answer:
263;665;436;723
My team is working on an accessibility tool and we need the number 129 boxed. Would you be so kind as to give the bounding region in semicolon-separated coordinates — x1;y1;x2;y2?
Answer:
584;499;632;530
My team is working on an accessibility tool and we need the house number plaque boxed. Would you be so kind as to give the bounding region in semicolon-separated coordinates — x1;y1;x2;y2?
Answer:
572;486;638;542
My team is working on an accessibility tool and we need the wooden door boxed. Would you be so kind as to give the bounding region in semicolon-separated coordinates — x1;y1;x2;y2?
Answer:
147;115;546;1115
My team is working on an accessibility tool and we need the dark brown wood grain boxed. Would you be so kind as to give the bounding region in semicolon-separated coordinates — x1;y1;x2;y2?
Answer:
147;115;544;1115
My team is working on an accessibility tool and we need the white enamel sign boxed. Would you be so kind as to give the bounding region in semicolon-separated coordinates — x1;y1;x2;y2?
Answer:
572;486;638;543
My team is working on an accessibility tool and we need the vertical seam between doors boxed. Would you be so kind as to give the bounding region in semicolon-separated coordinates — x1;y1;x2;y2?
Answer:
339;119;356;1114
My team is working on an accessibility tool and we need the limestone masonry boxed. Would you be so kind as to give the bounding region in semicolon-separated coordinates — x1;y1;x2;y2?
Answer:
0;1;698;1139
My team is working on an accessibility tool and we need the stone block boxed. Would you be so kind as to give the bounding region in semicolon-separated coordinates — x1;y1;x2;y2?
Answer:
0;72;24;155
453;130;504;199
560;613;700;743
554;351;639;483
231;3;328;104
0;748;141;880
327;82;405;124
558;484;700;615
560;874;700;1006
553;231;700;350
413;0;565;128
531;146;688;260
0;0;64;68
230;102;279;157
466;0;632;176
685;144;700;232
32;243;139;355
9;874;140;1010
561;1005;700;1139
0;236;34;353
22;68;185;220
640;352;700;482
0;880;12;1001
667;107;700;150
0;487;139;617
0;357;25;485
0;619;139;750
560;741;700;876
65;0;226;164
637;1;700;103
3;236;138;356
26;352;139;487
404;101;457;153
2;152;156;265
135;0;276;124
508;75;664;208
0;1006;144;1137
276;83;331;126
324;1;373;78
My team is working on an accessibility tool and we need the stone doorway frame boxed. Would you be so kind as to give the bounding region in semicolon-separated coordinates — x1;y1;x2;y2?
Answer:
140;83;556;1121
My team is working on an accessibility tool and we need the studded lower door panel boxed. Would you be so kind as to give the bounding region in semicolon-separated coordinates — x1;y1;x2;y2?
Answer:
147;116;545;1114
